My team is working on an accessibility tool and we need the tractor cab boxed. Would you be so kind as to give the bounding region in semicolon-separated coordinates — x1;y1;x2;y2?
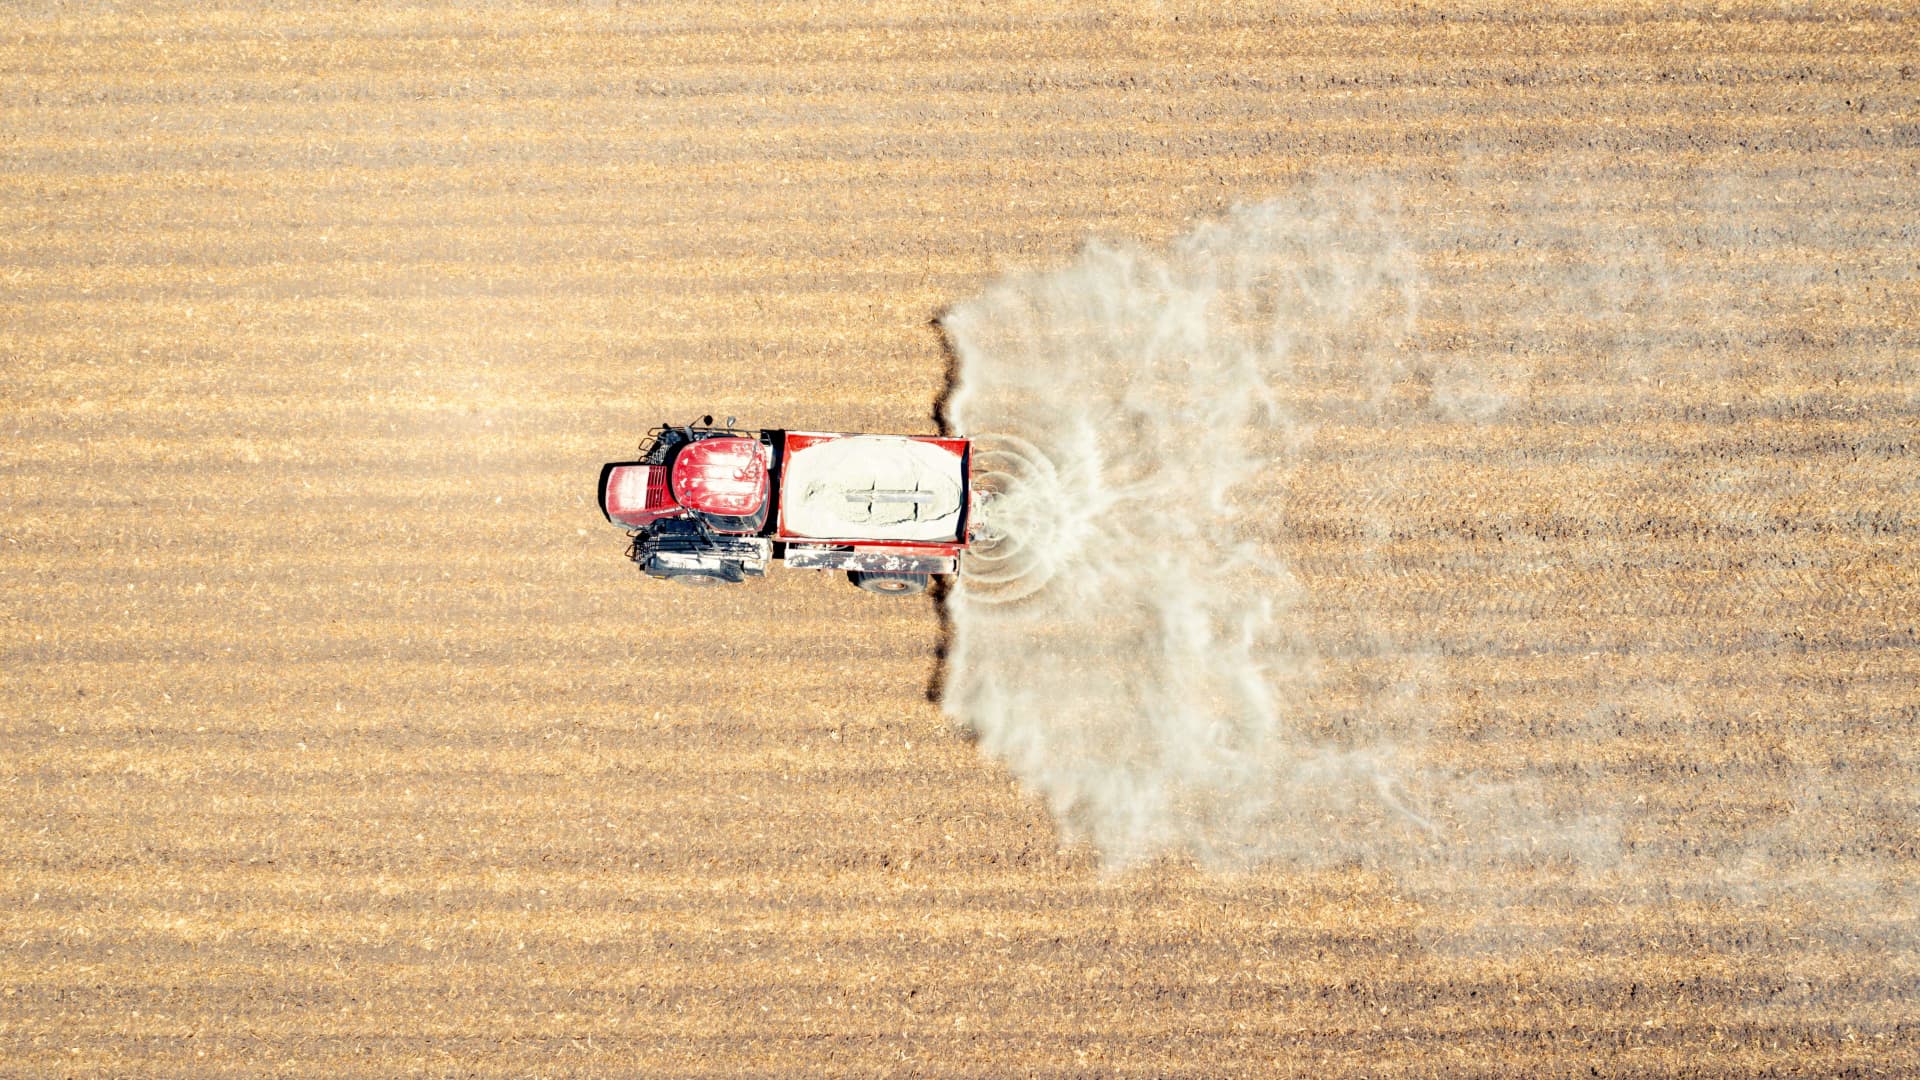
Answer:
668;436;770;533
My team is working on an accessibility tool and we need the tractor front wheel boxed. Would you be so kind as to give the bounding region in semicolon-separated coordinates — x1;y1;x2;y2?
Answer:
849;571;928;596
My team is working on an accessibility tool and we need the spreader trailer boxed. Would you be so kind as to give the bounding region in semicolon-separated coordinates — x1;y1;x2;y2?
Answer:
598;418;974;596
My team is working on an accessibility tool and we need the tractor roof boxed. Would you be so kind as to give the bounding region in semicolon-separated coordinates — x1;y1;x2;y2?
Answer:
670;437;770;518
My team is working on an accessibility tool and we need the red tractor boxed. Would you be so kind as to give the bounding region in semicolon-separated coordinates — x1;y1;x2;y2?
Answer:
598;417;973;595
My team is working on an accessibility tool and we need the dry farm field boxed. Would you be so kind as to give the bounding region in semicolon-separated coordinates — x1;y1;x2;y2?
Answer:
2;2;1917;1076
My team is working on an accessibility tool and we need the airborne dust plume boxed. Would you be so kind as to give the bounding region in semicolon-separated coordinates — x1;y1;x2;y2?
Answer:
937;179;1917;945
939;191;1475;871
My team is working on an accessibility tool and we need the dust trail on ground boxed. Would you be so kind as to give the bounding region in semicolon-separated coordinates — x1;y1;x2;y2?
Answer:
940;187;1600;873
938;174;1917;955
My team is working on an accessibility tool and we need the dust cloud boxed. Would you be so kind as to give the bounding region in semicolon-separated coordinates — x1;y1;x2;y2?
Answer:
939;187;1551;872
937;175;1918;950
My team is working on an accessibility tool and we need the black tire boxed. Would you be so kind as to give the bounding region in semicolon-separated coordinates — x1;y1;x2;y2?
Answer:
849;571;928;596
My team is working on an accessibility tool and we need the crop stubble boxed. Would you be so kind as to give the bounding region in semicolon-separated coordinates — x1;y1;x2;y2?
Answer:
2;2;1916;1076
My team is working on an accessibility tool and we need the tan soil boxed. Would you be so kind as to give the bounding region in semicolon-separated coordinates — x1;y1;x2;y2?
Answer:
2;3;1916;1076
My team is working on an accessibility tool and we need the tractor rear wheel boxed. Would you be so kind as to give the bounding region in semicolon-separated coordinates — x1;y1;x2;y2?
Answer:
849;571;928;596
